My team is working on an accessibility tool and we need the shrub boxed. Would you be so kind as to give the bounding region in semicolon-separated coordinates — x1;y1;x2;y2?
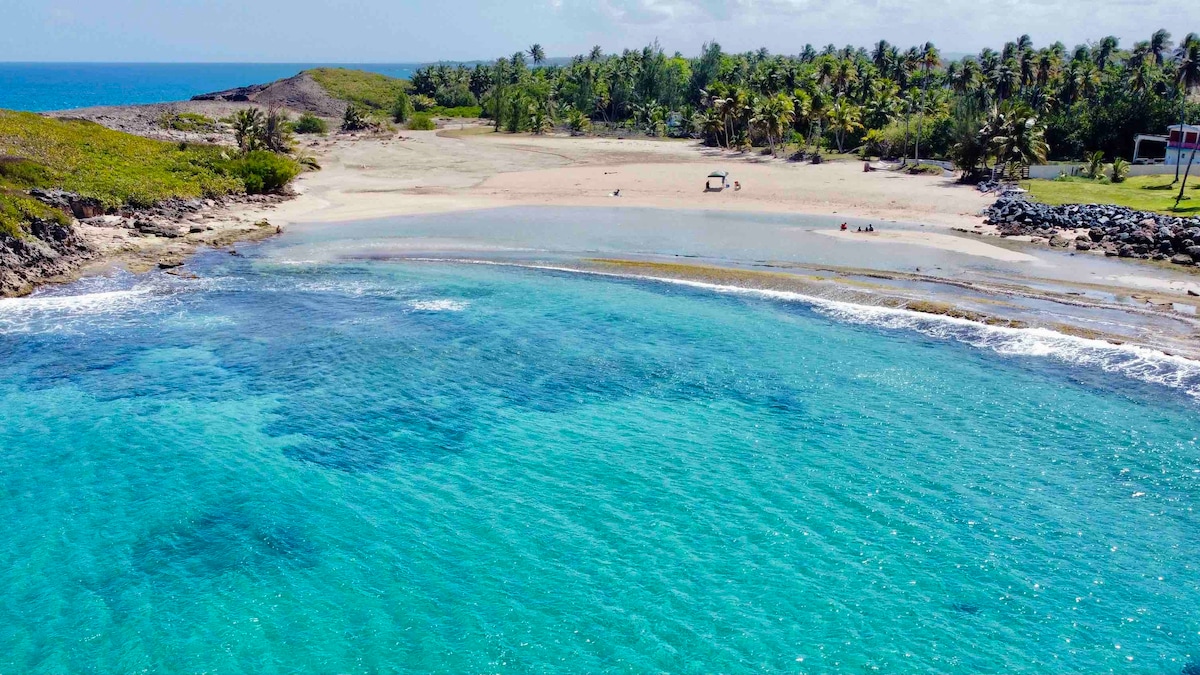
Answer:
411;95;438;112
341;103;369;131
906;163;945;175
224;151;301;194
434;84;477;109
1110;157;1130;184
292;112;328;134
428;105;483;118
159;111;217;133
407;114;436;131
391;90;412;123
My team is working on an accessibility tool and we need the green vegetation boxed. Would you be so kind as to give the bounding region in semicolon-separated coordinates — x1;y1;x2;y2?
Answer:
0;110;241;209
1023;174;1200;214
232;108;292;153
341;103;369;131
391;90;412;123
407;114;436;131
428;105;483;118
0;189;70;239
0;109;302;238
407;30;1200;173
225;150;301;194
159;111;218;133
292;112;328;134
907;163;945;175
306;67;408;115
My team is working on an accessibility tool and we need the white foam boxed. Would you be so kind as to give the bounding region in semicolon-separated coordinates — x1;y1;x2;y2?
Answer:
408;299;468;312
418;259;1200;401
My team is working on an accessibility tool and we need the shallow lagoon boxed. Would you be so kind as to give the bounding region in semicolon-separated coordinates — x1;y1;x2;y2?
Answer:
1;212;1199;673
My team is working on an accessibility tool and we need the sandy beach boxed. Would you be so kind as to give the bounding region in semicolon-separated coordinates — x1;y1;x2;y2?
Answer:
55;126;1199;358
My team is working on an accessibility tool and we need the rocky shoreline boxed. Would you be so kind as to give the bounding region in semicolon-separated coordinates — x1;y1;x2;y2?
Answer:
0;191;291;297
985;197;1200;265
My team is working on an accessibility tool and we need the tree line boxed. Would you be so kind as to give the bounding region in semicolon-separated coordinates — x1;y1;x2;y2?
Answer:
405;33;1200;177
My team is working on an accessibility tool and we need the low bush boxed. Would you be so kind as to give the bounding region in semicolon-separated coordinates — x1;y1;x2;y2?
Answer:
0;190;70;239
411;95;438;112
224;151;301;194
292;112;328;134
159;111;217;133
428;105;483;119
407;114;436;131
907;163;945;175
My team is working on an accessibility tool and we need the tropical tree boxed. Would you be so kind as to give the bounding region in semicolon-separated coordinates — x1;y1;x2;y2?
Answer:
987;103;1048;177
915;41;940;161
1175;34;1200;181
1084;150;1106;179
827;97;863;153
529;44;546;65
751;93;795;156
1110;157;1130;183
232;108;265;152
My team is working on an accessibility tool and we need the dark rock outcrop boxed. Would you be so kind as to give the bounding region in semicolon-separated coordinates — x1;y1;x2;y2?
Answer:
0;218;94;296
985;198;1200;262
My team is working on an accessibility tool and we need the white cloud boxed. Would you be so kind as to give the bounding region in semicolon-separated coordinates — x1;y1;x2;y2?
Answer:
550;0;1196;54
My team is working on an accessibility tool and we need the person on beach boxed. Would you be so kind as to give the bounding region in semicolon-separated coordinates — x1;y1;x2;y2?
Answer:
840;223;847;231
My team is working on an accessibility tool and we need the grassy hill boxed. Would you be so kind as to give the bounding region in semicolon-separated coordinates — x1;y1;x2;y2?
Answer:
305;68;409;116
0;110;296;237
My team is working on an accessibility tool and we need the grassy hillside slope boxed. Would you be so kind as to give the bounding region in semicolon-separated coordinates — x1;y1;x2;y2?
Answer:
305;68;409;115
0;110;297;237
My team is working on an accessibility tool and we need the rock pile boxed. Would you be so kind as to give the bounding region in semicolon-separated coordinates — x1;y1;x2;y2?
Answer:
984;198;1200;264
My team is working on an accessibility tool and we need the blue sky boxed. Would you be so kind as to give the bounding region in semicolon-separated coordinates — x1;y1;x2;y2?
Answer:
4;0;1195;62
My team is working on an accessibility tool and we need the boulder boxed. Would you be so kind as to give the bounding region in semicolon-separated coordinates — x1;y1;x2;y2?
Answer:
1171;253;1195;265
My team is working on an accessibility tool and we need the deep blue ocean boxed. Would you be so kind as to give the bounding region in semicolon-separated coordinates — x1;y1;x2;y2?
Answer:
0;63;420;112
2;213;1200;673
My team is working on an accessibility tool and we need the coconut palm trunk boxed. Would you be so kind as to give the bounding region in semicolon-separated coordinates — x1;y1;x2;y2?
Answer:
1177;89;1187;182
915;70;928;163
1175;147;1196;209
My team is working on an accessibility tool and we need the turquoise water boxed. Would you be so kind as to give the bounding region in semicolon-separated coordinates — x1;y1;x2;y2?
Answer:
2;237;1200;673
0;63;419;112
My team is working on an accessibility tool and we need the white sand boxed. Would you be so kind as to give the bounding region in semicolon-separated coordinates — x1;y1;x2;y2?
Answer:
813;229;1040;263
258;130;995;238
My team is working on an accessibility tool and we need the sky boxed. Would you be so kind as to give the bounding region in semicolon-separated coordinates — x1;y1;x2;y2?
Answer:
3;0;1196;62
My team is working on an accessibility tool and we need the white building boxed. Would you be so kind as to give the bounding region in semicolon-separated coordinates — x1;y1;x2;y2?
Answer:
1166;124;1200;166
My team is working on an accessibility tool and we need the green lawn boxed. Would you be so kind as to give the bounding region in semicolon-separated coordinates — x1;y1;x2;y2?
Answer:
1022;174;1200;215
306;68;408;115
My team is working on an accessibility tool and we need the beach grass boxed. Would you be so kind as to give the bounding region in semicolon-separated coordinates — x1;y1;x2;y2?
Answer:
306;68;408;115
0;110;242;209
1022;175;1200;215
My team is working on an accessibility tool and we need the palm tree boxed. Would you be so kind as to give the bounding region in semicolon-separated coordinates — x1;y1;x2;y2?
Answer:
232;108;265;151
751;93;795;156
987;103;1048;177
1094;36;1119;69
588;45;603;62
914;42;940;162
827;97;863;153
1151;29;1173;66
528;44;546;66
1174;34;1200;181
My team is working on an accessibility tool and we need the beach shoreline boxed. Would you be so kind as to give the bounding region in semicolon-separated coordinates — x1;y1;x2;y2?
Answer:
11;128;1200;360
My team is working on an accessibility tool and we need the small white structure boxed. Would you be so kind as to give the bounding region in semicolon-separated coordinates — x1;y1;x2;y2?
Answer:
1132;134;1167;164
1166;124;1200;166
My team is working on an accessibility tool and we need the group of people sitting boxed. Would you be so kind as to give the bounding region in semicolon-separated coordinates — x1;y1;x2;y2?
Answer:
838;222;876;232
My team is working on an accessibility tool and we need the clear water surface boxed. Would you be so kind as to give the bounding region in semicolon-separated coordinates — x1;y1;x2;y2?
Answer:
1;216;1199;674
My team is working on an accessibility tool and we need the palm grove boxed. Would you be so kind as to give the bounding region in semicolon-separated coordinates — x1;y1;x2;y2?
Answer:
407;32;1200;178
